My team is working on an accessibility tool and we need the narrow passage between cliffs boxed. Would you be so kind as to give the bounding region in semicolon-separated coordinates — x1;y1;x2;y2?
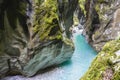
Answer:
2;34;97;80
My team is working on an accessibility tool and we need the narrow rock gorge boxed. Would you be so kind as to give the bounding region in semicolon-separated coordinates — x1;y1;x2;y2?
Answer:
0;0;120;80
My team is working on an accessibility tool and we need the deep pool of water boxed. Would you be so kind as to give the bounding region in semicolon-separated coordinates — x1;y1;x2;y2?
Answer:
2;35;97;80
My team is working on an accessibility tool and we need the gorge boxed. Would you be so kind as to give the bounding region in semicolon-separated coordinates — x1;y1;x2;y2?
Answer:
2;33;97;80
0;0;120;80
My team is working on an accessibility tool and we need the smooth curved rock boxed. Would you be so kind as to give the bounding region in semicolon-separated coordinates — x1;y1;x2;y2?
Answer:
23;41;74;76
0;0;75;77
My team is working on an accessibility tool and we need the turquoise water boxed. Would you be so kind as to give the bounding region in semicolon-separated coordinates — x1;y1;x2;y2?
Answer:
2;34;97;80
57;34;97;80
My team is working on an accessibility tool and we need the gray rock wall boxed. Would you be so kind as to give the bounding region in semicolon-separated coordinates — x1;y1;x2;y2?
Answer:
0;0;76;77
83;0;120;51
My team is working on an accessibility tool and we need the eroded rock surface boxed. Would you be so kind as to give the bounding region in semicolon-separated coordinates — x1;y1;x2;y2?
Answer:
0;0;77;77
83;0;120;51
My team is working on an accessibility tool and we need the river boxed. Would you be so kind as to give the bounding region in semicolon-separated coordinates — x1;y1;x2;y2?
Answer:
2;34;97;80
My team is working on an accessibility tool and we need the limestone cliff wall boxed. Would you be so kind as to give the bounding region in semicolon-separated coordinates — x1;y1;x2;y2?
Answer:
0;0;77;77
83;0;120;52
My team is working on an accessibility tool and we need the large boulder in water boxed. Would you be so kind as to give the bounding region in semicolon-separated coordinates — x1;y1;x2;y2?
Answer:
0;0;77;77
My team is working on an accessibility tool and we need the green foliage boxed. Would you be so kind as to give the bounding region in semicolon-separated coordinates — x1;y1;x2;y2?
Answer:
78;0;86;16
95;0;111;21
113;71;120;80
73;15;79;25
80;40;120;80
97;0;105;3
34;0;62;41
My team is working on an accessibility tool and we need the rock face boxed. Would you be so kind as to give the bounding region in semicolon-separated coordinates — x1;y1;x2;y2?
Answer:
83;0;120;51
80;39;120;80
79;0;120;80
57;0;78;38
0;0;77;77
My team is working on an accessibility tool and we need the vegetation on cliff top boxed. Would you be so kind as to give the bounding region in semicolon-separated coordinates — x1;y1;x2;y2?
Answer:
80;39;120;80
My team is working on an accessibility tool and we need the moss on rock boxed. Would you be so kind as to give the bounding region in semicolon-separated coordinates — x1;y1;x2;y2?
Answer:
78;0;86;16
0;0;75;77
34;0;62;41
80;39;120;80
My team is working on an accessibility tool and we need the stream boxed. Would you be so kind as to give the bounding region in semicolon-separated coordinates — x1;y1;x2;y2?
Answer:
2;34;97;80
